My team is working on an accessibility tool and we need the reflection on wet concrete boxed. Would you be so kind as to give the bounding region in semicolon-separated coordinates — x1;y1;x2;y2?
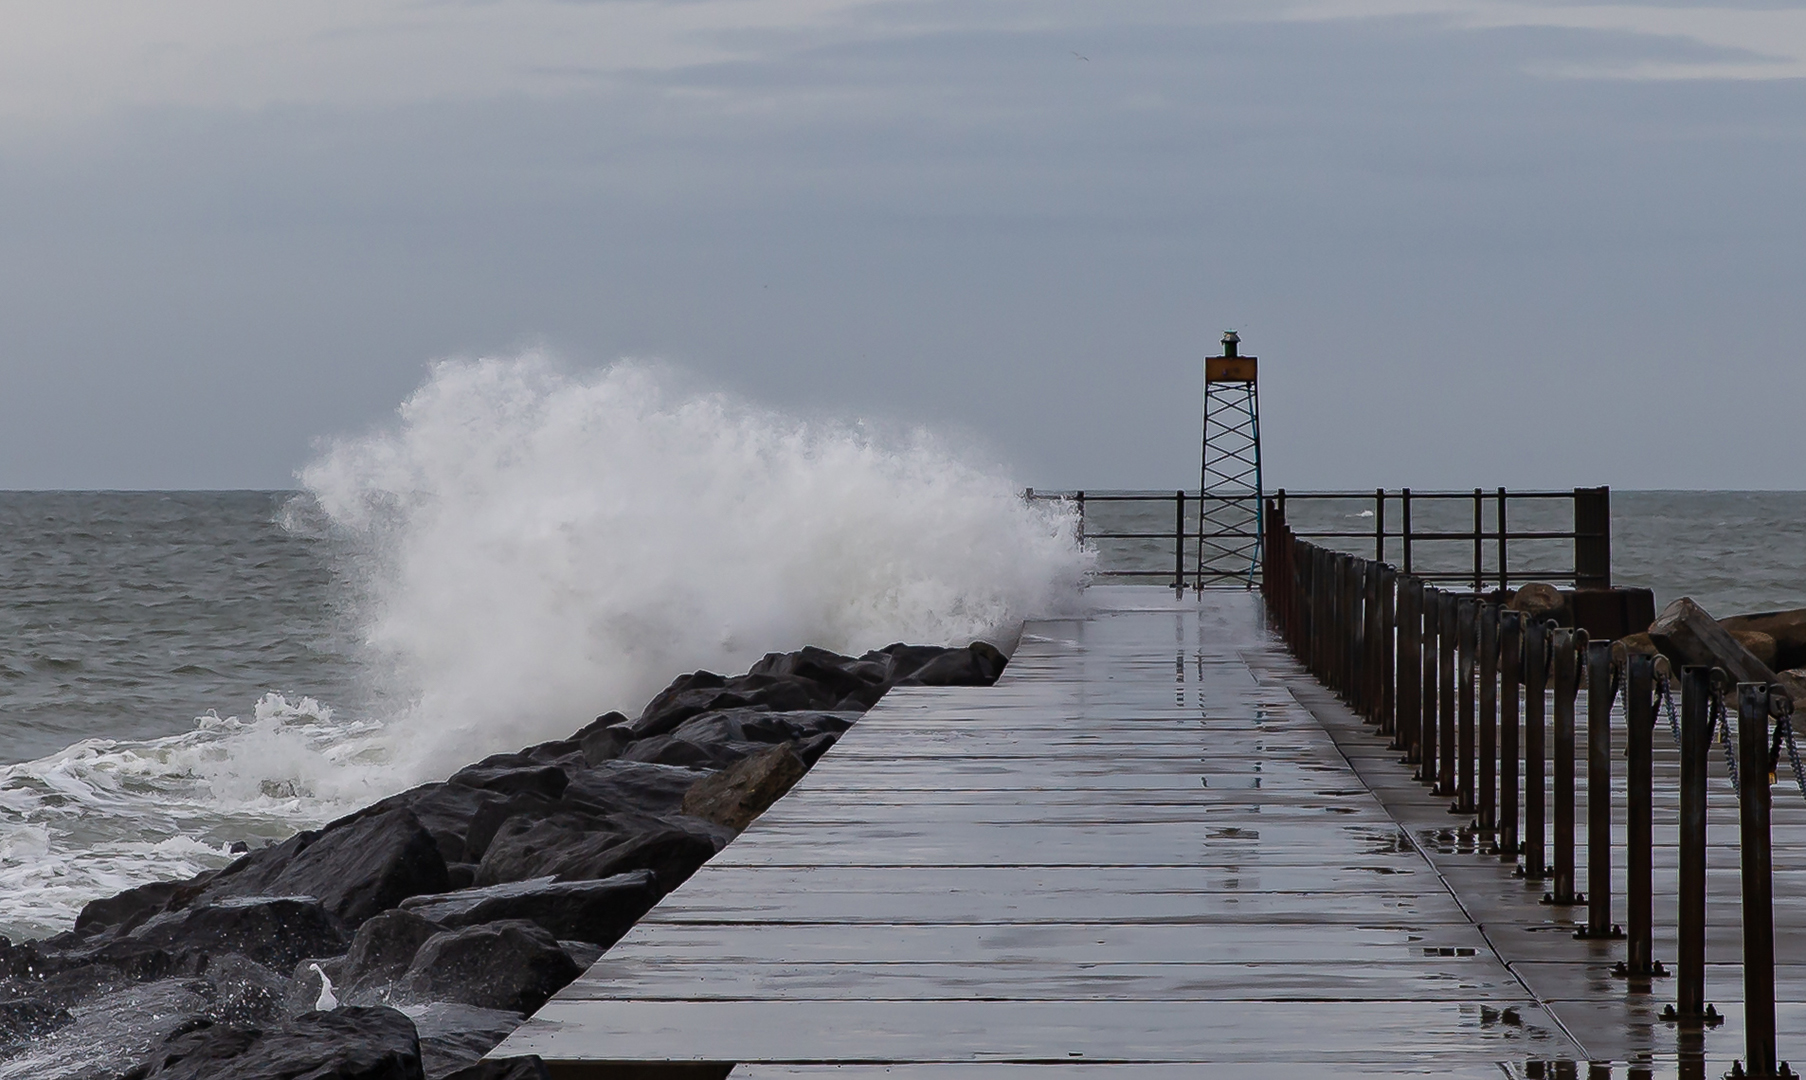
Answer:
490;587;1686;1075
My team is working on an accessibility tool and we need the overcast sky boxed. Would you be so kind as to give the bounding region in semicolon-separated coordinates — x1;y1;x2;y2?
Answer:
2;0;1803;491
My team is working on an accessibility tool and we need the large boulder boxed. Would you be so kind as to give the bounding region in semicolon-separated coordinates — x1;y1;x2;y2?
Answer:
1507;583;1567;625
195;808;449;930
404;1002;528;1079
397;872;660;946
335;910;448;1003
473;811;727;889
122;1005;424;1079
447;759;573;800
442;1058;551;1080
1722;608;1806;671
560;760;711;816
895;641;1009;687
0;997;73;1053
391;921;579;1014
1730;630;1781;670
128;897;348;972
680;743;809;832
1;979;216;1080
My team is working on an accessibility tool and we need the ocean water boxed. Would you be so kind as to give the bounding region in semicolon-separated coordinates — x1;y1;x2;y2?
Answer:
0;356;1088;941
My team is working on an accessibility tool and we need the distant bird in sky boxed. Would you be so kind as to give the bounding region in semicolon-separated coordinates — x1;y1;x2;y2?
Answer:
1071;51;1089;61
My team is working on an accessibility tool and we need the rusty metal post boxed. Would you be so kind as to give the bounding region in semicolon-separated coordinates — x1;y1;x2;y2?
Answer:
1499;611;1522;860
1438;593;1457;797
1732;683;1792;1080
1520;618;1549;879
1545;628;1586;905
1662;666;1721;1027
1374;488;1385;561
1379;566;1397;737
1358;563;1372;722
1579;641;1621;939
1478;602;1499;832
1396;577;1421;759
1420;587;1440;784
1615;653;1665;974
1453;597;1478;815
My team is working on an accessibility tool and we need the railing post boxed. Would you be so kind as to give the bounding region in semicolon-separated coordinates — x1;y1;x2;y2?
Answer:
1420;587;1440;784
1545;628;1586;905
1478;602;1498;832
1574;486;1611;590
1498;611;1523;860
1662;666;1720;1027
1438;593;1457;798
1733;683;1790;1080
1579;640;1622;939
1520;618;1549;879
1472;487;1484;593
1453;597;1478;815
1497;487;1510;594
1174;490;1186;596
1396;577;1422;759
1615;653;1663;975
1401;487;1413;575
1076;490;1086;547
1379;567;1397;737
1374;488;1385;561
1363;561;1381;722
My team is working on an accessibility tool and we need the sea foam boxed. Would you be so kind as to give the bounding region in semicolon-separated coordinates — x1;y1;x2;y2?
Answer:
0;353;1086;937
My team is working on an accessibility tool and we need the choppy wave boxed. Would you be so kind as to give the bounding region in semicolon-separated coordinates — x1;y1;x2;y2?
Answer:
0;355;1087;938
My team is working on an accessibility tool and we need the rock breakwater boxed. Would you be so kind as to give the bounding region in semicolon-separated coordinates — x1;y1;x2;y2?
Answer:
0;640;1007;1079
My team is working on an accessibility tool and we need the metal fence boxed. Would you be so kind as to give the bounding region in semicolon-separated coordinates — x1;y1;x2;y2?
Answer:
1262;519;1800;1077
1026;486;1610;593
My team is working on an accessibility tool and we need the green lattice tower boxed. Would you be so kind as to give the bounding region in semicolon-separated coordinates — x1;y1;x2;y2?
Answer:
1197;331;1263;587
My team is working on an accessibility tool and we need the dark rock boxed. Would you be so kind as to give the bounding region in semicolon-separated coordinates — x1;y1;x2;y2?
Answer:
747;646;883;703
474;810;727;889
446;863;478;890
398;872;660;946
896;641;1008;687
668;709;853;751
463;793;560;864
228;841;250;855
618;735;735;769
561;760;711;816
391;921;579;1014
196;808;449;930
124;1005;424;1079
792;731;839;767
74;879;186;939
405;1002;526;1079
558;940;604;970
0;996;73;1050
680;743;809;831
345;784;507;866
440;1057;551;1080
569;712;631;765
3;979;215;1079
628;671;735;738
337;910;447;1001
1730;629;1781;669
196;952;286;1027
447;759;572;800
129;896;348;972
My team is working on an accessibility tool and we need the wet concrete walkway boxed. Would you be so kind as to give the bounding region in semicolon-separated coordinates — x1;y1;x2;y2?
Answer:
494;587;1585;1077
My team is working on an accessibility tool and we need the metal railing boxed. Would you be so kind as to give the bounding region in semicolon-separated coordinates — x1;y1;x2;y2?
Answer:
1025;486;1610;592
1262;515;1799;1078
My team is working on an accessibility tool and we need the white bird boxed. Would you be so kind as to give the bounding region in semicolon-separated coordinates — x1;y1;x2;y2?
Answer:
309;963;338;1011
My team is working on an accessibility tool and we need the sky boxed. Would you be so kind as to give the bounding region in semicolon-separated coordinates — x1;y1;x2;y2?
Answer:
1;0;1803;491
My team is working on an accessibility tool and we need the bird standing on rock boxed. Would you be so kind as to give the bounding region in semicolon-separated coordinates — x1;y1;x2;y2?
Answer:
309;963;338;1010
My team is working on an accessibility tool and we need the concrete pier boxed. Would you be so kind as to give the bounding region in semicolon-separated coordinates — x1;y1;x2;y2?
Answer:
491;587;1584;1076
